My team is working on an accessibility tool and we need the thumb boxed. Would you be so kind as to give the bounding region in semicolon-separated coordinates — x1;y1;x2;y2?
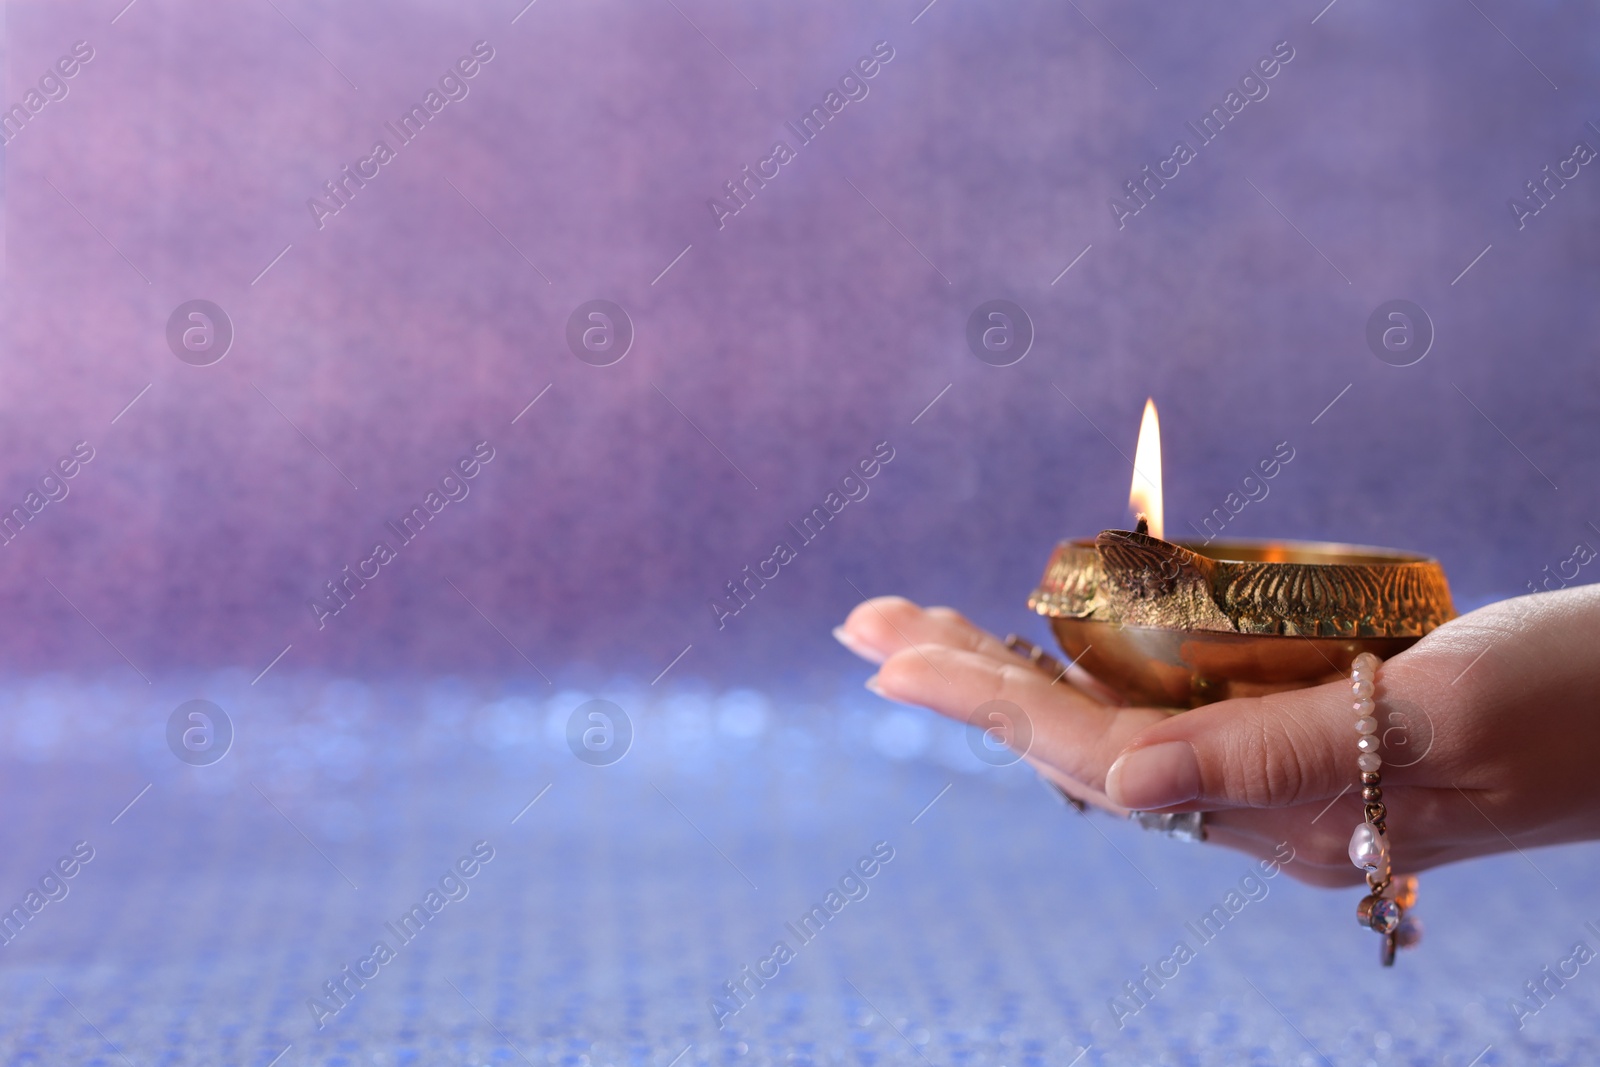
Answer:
1104;678;1360;811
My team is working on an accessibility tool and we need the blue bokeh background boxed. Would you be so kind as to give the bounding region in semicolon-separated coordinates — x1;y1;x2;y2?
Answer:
4;673;1599;1064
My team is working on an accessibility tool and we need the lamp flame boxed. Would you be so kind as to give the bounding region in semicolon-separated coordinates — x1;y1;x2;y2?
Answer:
1128;398;1163;540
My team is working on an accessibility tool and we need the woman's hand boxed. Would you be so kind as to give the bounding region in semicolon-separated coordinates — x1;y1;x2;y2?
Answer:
834;585;1600;886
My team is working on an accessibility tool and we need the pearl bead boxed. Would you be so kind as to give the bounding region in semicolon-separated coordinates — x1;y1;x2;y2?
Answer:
1349;821;1388;871
1353;697;1376;717
1356;735;1380;753
1357;752;1382;773
1353;652;1380;673
1352;678;1374;699
1355;716;1378;734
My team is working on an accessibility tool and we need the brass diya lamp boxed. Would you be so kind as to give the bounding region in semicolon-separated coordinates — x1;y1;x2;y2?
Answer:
1020;400;1453;966
1029;400;1456;709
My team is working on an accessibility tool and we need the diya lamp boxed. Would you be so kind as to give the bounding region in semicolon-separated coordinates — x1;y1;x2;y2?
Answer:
1015;399;1455;965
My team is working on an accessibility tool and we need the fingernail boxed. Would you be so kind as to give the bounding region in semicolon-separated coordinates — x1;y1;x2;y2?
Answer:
833;625;883;664
1106;741;1201;810
864;674;885;697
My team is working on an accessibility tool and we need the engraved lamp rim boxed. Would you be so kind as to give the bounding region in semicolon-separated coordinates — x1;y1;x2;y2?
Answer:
1027;531;1458;708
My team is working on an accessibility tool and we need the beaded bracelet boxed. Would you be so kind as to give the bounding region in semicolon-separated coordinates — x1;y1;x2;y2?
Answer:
1345;652;1420;966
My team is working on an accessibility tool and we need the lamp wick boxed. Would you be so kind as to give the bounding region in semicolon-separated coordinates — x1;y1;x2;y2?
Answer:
1135;513;1150;536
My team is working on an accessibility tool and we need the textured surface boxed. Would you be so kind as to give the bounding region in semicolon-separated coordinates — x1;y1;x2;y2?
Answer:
0;673;1596;1065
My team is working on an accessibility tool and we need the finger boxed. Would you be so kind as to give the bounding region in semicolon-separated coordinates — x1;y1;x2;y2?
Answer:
836;597;1028;666
1028;755;1128;817
1056;660;1128;708
1103;649;1454;813
1202;797;1364;886
1032;766;1372;888
1027;764;1363;887
1196;819;1363;888
1103;678;1357;812
870;643;1167;790
836;597;1128;704
1030;755;1383;887
1201;784;1470;887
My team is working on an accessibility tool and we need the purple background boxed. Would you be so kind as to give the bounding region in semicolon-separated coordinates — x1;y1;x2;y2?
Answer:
5;0;1599;686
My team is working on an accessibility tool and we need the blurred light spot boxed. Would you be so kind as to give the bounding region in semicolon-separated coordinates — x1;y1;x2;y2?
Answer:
871;709;929;760
662;693;712;747
546;690;593;746
716;689;769;739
